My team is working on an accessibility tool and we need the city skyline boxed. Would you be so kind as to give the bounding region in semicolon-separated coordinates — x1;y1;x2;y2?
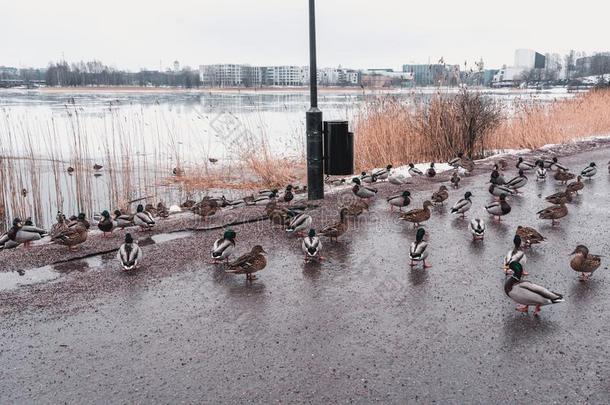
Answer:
2;0;609;71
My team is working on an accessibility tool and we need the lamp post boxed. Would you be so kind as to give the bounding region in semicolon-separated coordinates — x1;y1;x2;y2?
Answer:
306;0;324;200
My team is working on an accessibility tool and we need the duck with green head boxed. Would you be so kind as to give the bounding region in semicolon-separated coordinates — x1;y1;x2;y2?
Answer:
211;229;236;264
118;233;142;271
504;262;563;316
409;228;431;268
98;210;115;238
386;191;411;212
302;229;323;262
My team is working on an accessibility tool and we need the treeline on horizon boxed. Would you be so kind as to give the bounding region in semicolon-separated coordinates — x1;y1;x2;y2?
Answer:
1;60;202;88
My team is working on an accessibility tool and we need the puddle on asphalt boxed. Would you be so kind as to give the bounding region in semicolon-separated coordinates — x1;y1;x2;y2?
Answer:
0;231;194;291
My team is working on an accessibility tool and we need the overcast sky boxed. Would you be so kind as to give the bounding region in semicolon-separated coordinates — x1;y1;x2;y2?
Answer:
2;0;608;71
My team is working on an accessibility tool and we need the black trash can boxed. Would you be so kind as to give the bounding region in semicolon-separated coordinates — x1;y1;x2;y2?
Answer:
323;120;354;176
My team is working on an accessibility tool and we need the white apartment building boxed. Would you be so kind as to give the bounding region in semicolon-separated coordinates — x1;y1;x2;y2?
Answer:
199;64;262;87
262;66;309;86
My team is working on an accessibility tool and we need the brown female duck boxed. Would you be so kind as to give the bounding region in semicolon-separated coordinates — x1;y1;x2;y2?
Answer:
515;226;545;247
319;208;349;242
545;189;573;205
537;203;568;226
400;201;433;227
226;245;267;281
570;245;602;281
431;185;449;205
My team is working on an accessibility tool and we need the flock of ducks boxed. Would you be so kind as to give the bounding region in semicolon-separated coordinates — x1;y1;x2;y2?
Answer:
1;155;608;315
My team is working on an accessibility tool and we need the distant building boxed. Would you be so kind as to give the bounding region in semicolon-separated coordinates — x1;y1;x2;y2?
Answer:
401;64;459;86
318;67;361;86
514;49;546;69
575;53;610;77
262;66;309;86
492;49;547;86
199;64;261;87
361;69;413;87
173;60;180;72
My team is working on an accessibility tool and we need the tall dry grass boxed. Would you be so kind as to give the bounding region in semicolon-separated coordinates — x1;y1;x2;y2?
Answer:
354;89;610;169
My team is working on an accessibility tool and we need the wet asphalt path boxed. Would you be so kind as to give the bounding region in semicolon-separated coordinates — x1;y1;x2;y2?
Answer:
1;146;609;404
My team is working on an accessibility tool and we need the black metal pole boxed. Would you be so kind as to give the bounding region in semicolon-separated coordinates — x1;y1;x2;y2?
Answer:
306;0;324;200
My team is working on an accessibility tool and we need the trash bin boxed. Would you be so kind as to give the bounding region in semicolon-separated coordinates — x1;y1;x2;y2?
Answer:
323;120;354;176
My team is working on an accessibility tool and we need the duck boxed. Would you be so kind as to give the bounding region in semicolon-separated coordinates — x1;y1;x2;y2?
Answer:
580;162;597;179
485;193;511;221
426;162;436;178
319;208;349;242
302;229;323;262
373;164;393;181
93;163;103;171
258;189;279;198
52;216;88;250
351;178;377;200
51;212;70;239
360;171;377;184
460;158;475;176
537;203;568;226
448;153;463;168
516;157;535;171
113;210;134;228
550;157;568;171
192;199;219;219
409;228;431;269
325;176;346;187
134;204;155;231
451;191;473;218
386;191;411;212
0;218;47;249
545;189;573;205
400;201;433;227
23;218;47;237
67;166;75;174
344;200;369;217
283;185;294;203
450;171;461;189
490;165;505;185
117;233;143;271
388;172;410;185
172;167;185;176
181;198;196;209
503;235;526;273
497;159;508;171
554;170;575;184
223;196;249;209
535;161;547;181
538;158;554;169
68;213;90;229
570;245;602;281
504;262;564;316
566;176;584;194
211;229;236;264
97;210;115;237
505;169;528;191
515;226;545;247
226;245;267;281
156;202;170;218
251;192;277;206
285;213;313;236
408;163;423;177
469;218;485;240
431;185;449;205
489;184;515;198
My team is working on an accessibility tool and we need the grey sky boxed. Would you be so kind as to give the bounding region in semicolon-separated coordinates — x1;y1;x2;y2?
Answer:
2;0;608;71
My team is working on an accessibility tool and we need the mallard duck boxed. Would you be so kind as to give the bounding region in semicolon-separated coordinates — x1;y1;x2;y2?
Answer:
67;166;75;174
450;171;461;189
283;185;294;203
431;185;449;205
581;162;597;179
134;204;155;231
506;169;528;190
117;233;143;271
504;262;563;316
448;153;463;168
223;196;248;209
451;191;473;218
319;208;349;242
372;164;392;181
387;191;411;211
0;218;46;249
181;198;196;209
93;163;103;171
68;213;90;229
537;203;568;226
538;158;554;169
51;212;69;239
566;176;584;194
490;165;505;185
408;163;423;177
98;210;115;237
461;158;475;175
325;176;346;187
388;172;409;185
426;162;436;178
351;178;377;200
23;217;47;237
549;157;568;171
157;202;170;218
192;199;219;219
497;159;508;171
251;192;277;206
400;201;433;227
535;161;547;181
226;245;267;281
503;235;526;273
258;189;279;198
570;245;602;281
489;184;515;198
52;217;88;250
293;185;307;195
486;193;511;221
516;157;535;171
302;229;323;262
409;228;431;268
344;200;369;217
545;189;573;205
114;210;134;228
286;213;313;235
554;170;575;184
469;218;485;240
516;226;545;247
144;203;158;217
211;229;236;263
360;171;377;184
173;167;185;176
